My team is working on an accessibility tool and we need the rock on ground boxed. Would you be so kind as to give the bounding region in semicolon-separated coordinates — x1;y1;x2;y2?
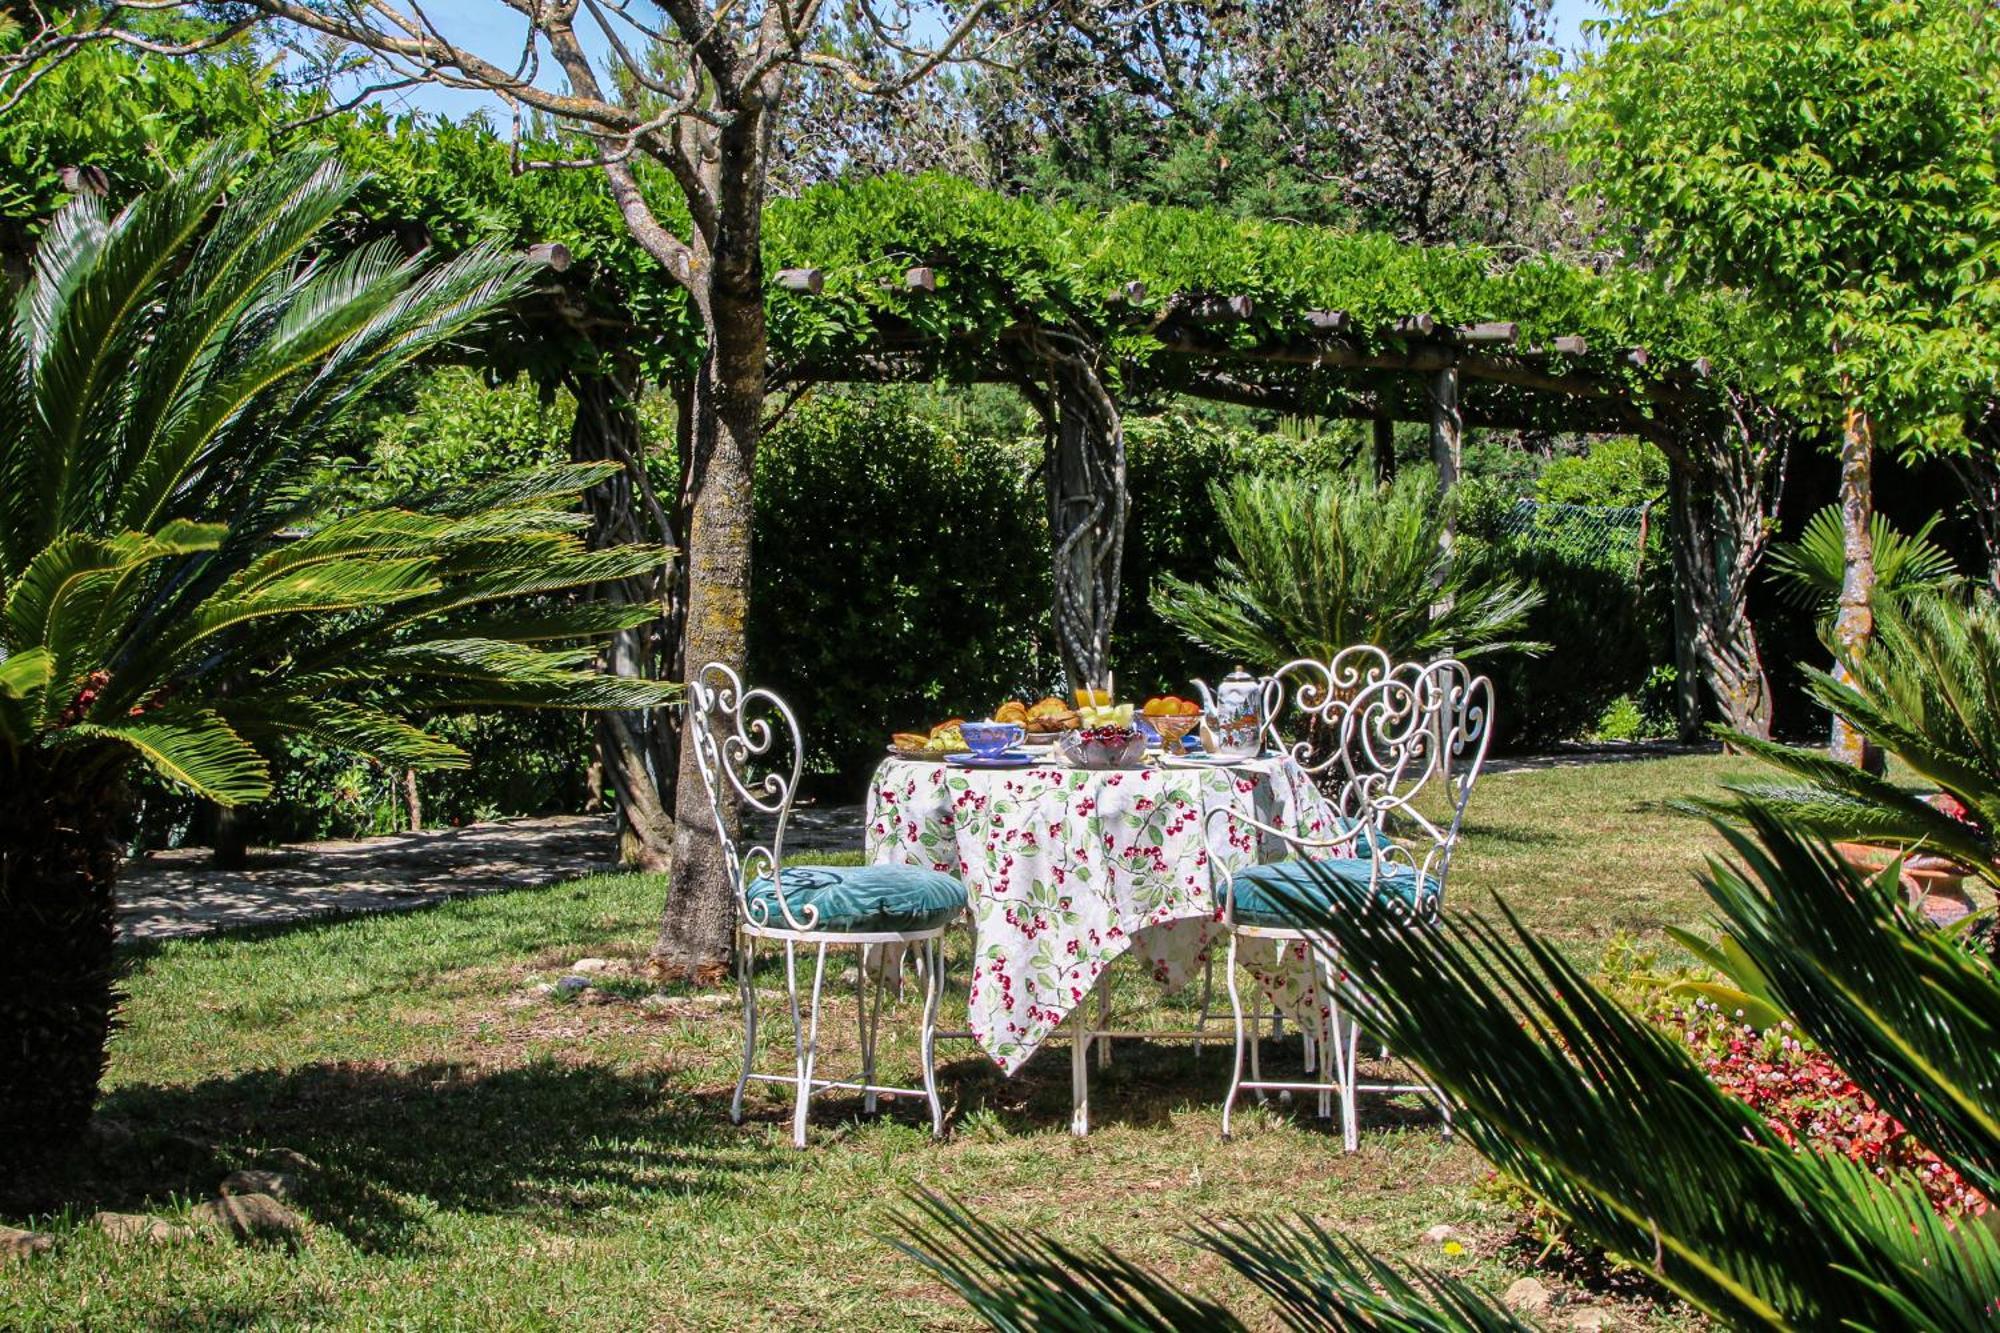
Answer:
1571;1310;1618;1331
1503;1276;1552;1316
94;1212;196;1246
193;1193;302;1243
221;1168;298;1200
0;1225;53;1260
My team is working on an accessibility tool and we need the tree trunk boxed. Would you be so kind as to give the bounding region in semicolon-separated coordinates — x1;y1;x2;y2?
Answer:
1035;335;1126;692
571;369;680;871
653;285;765;982
401;768;422;833
1831;404;1877;768
0;751;124;1159
1657;394;1788;742
1372;416;1397;482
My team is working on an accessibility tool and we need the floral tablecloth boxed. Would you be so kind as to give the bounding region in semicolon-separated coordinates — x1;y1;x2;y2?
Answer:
865;753;1341;1072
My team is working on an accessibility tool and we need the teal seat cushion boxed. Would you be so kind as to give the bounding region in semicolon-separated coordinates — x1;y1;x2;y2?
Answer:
1226;856;1440;928
1332;816;1393;856
745;864;967;933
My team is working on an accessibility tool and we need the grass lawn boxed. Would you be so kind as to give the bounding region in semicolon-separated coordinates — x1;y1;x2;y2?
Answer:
3;752;1763;1330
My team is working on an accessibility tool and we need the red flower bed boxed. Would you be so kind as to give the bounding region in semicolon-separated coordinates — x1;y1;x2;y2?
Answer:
1670;999;1987;1216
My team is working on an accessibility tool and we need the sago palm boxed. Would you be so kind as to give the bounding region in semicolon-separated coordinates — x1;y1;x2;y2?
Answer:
0;143;677;1154
898;806;2000;1328
1719;592;2000;891
1153;467;1545;669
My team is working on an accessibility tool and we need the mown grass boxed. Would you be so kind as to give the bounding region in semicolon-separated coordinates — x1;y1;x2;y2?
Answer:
2;752;1761;1330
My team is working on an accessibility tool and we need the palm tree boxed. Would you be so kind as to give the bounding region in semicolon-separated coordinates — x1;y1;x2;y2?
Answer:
0;143;678;1155
1153;467;1545;670
897;804;2000;1327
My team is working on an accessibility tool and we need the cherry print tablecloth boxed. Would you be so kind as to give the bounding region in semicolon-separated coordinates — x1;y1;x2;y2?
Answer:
865;752;1343;1073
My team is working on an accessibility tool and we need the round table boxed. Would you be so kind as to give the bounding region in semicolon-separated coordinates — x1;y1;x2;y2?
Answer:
865;750;1340;1073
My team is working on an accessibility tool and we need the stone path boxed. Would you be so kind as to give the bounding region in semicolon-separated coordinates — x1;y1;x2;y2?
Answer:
117;816;619;941
116;804;871;942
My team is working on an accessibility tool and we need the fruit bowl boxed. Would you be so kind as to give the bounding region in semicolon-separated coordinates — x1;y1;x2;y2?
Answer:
1146;711;1203;748
1058;725;1147;770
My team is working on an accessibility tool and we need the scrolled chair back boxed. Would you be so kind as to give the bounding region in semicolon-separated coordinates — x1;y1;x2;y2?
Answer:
686;661;814;931
1334;658;1495;891
1260;645;1398;775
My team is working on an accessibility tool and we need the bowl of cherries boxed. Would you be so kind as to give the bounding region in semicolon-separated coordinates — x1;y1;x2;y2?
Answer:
1058;724;1148;770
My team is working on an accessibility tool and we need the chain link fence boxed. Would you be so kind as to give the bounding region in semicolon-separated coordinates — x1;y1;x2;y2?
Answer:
1496;498;1658;574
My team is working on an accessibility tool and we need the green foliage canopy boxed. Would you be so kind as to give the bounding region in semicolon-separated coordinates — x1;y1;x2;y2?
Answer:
1;47;1757;431
1565;0;2000;451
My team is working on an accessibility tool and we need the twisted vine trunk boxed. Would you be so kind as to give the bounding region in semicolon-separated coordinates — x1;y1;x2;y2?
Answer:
571;369;680;870
1658;393;1789;741
1;750;124;1158
1035;333;1126;690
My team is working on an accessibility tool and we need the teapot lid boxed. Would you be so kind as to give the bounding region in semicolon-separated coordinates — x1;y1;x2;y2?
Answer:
1223;665;1255;683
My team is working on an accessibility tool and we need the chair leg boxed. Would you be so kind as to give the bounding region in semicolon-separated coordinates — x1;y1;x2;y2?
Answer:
1341;1008;1361;1153
1096;974;1112;1070
858;943;884;1115
1316;1006;1334;1122
785;941;829;1150
731;933;758;1125
1303;1026;1317;1076
1221;933;1247;1140
1193;953;1215;1058
920;936;946;1138
1070;990;1091;1136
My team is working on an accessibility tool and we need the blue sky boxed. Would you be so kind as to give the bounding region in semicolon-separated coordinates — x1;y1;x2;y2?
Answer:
376;0;1607;124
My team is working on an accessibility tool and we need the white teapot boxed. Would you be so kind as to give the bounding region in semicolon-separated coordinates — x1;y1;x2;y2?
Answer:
1191;667;1266;760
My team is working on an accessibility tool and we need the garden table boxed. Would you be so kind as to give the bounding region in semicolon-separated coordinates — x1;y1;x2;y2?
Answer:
864;751;1344;1086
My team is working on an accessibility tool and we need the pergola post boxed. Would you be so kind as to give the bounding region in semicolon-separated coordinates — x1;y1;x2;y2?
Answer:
1429;365;1462;495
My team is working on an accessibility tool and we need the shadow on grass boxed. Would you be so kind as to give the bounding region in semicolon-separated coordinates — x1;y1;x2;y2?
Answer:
5;1059;772;1253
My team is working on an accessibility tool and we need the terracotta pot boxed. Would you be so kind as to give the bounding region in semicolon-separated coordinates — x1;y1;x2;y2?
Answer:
1832;842;1978;925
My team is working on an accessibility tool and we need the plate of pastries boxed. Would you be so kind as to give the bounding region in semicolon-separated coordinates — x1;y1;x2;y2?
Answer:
994;696;1081;741
888;719;970;760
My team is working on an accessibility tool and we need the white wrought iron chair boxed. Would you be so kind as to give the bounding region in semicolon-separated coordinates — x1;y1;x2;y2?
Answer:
1213;659;1493;1150
687;662;967;1149
1218;645;1403;1078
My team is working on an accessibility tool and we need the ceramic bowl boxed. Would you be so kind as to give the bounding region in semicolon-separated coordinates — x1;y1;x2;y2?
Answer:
1058;727;1147;769
959;720;1026;757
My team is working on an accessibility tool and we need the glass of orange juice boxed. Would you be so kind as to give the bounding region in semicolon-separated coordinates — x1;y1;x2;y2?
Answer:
1073;686;1111;708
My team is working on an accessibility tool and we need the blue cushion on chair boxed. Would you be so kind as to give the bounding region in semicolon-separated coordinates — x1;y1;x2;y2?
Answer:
1226;857;1441;928
1331;816;1394;856
744;864;967;933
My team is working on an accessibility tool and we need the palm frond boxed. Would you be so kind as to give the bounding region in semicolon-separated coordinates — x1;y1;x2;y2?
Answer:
888;1192;1247;1333
1704;808;2000;1197
220;697;470;771
1270;859;2000;1329
1767;505;1962;612
22;144;242;548
67;707;270;805
1187;1213;1537;1332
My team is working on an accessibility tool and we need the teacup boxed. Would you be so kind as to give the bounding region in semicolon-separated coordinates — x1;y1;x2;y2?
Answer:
960;720;1026;757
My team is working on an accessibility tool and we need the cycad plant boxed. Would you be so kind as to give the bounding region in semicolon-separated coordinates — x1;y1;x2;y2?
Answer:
1719;592;2000;891
0;144;678;1154
898;805;2000;1328
1154;467;1545;669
